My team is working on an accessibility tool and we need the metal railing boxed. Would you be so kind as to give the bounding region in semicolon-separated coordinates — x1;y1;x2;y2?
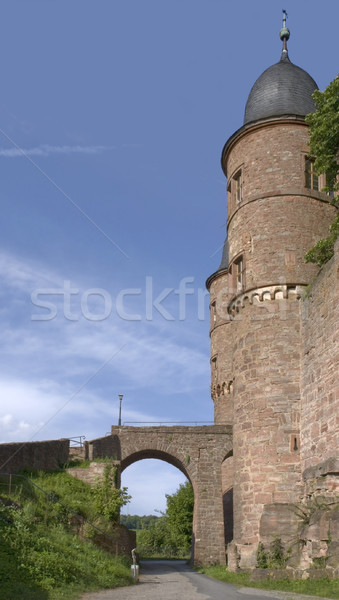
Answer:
67;435;86;447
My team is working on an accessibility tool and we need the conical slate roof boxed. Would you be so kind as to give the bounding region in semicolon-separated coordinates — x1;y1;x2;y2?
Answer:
244;50;318;125
218;237;229;271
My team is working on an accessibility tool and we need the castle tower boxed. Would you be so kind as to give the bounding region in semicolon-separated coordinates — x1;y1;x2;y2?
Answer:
207;18;337;569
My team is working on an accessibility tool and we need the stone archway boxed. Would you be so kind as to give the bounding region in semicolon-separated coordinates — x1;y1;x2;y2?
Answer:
88;424;232;566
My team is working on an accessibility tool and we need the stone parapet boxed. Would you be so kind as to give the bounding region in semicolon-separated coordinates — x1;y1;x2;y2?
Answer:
229;284;305;315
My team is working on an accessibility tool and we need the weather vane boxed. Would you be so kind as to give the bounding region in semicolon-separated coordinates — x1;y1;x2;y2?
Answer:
280;9;290;51
282;9;288;28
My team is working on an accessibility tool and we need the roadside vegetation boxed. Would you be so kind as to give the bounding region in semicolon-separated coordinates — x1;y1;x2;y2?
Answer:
0;470;132;600
120;513;159;530
198;566;339;599
123;481;194;560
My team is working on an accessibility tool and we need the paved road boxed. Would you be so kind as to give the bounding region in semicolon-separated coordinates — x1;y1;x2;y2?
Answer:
80;560;332;600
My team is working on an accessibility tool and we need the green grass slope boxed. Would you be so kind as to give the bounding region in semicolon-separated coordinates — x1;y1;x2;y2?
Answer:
199;565;339;599
0;471;133;600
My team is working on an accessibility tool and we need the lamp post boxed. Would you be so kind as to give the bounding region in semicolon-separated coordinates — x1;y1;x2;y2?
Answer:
118;394;123;426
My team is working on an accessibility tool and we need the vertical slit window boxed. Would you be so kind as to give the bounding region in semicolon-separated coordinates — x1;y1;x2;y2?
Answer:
211;356;217;382
234;170;242;203
211;301;217;326
236;257;245;292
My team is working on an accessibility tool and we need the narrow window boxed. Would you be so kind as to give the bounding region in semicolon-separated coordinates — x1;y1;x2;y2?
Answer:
234;170;242;203
235;257;245;292
227;180;232;212
211;300;217;327
290;434;300;452
211;356;217;382
305;158;319;191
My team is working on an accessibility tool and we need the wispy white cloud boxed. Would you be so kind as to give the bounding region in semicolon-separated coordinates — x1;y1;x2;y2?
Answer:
0;375;171;444
0;144;114;158
0;250;210;443
0;250;209;387
0;251;64;289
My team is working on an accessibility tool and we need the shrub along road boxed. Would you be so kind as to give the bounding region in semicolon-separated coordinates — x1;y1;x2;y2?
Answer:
80;561;334;600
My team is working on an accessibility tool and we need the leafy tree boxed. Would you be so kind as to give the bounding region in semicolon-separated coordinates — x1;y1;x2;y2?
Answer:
120;514;159;530
166;481;194;550
135;480;194;558
92;464;131;523
306;75;339;197
305;75;339;266
304;217;339;267
137;516;169;555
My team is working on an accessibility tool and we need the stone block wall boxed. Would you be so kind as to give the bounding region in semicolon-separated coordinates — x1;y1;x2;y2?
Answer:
301;238;339;476
0;439;69;473
88;435;121;461
90;525;136;559
231;298;303;568
209;271;233;423
67;460;121;487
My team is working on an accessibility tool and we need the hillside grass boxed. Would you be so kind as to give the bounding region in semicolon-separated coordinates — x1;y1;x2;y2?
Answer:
0;471;133;599
198;565;339;599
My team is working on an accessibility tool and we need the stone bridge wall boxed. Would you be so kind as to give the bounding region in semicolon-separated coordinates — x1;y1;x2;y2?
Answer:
89;425;233;566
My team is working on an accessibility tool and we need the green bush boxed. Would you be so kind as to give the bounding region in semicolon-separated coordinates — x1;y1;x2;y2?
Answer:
305;214;339;267
92;464;131;523
256;537;289;569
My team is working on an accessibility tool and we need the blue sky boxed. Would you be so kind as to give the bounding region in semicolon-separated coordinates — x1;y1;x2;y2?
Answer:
0;0;338;515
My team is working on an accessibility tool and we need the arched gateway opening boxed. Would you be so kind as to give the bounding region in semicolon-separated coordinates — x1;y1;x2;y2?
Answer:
121;458;188;517
121;456;192;559
88;424;232;566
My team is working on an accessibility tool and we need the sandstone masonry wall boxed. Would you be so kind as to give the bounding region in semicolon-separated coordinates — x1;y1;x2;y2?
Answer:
231;298;302;559
209;272;233;423
301;238;339;483
224;122;337;290
0;439;69;473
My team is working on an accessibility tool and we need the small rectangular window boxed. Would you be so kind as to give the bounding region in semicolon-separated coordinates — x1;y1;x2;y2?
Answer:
211;356;217;381
211;300;217;326
234;256;245;292
237;259;243;291
305;158;319;191
234;170;242;203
